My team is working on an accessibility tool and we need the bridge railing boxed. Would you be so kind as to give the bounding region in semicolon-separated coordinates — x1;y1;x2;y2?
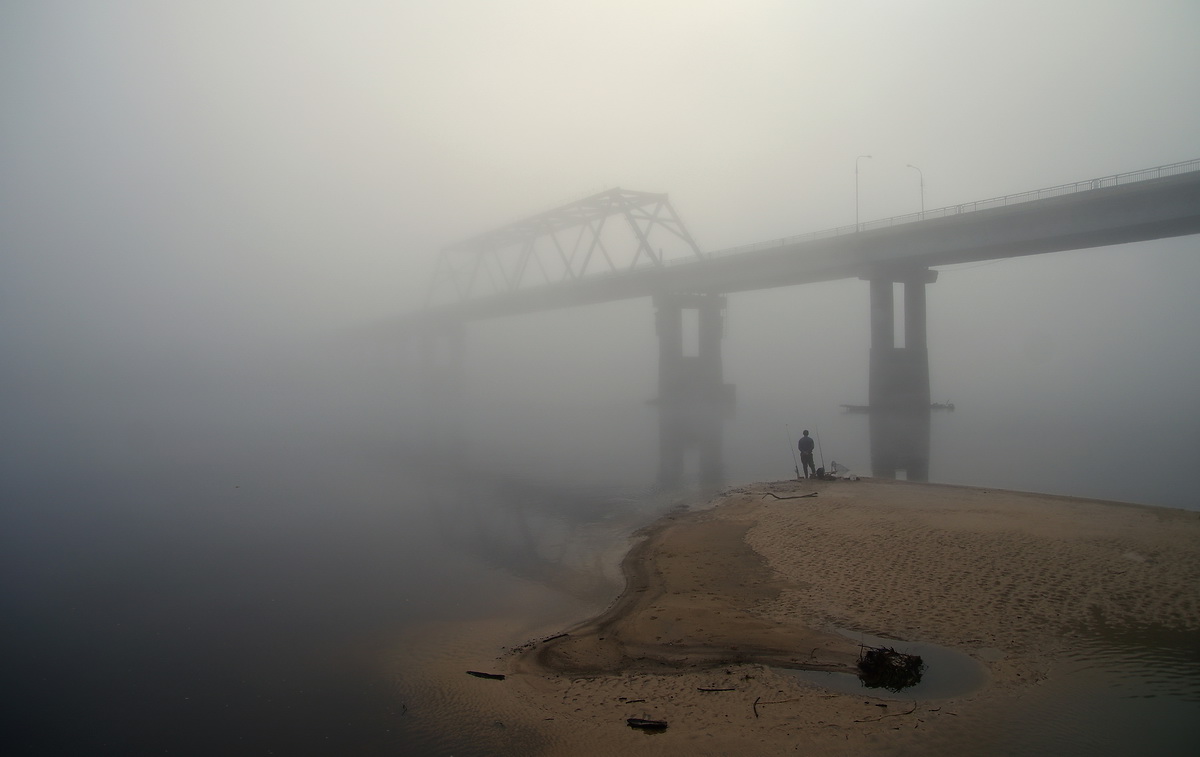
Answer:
699;157;1200;262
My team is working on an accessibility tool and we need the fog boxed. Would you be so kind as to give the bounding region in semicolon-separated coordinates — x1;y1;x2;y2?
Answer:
4;2;1199;464
3;1;1199;753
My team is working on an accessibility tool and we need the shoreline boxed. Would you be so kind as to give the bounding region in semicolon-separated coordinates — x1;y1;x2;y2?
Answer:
418;478;1200;755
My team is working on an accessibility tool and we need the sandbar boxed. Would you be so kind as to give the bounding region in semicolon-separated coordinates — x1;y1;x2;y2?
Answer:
420;478;1200;755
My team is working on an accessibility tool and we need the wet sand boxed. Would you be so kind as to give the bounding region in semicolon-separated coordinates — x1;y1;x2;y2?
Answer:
412;478;1200;756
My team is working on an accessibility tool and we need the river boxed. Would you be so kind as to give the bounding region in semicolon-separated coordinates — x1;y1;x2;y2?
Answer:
2;369;1198;754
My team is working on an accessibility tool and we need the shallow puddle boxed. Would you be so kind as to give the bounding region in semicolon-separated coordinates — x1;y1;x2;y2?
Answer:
778;627;989;700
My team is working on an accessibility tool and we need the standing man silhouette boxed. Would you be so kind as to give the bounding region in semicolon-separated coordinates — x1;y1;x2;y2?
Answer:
798;430;817;479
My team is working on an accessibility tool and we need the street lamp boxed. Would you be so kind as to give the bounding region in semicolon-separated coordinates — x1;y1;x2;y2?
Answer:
906;163;925;214
856;154;872;230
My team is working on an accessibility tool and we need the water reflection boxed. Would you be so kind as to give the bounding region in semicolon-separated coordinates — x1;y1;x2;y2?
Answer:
868;407;932;481
401;449;663;603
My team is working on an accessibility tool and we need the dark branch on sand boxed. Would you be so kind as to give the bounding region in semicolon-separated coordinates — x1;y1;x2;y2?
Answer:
466;670;506;680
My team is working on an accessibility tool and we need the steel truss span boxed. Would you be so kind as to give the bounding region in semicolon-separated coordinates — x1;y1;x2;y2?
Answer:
425;188;703;305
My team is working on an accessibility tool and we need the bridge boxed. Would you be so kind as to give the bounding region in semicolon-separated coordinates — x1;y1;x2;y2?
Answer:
397;159;1200;486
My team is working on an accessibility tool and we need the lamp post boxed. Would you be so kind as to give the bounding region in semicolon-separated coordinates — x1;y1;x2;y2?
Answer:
906;164;925;215
856;154;872;230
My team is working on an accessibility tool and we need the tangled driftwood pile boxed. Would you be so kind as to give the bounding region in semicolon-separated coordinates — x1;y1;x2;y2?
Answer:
857;645;925;692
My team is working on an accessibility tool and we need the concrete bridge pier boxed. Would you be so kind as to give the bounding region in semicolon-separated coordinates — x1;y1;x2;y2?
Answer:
654;292;734;488
866;268;936;481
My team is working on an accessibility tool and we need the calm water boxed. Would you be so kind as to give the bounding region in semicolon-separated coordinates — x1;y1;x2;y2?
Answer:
0;416;673;756
3;391;1198;755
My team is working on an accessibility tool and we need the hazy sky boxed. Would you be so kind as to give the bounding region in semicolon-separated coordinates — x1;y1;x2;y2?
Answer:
4;1;1197;335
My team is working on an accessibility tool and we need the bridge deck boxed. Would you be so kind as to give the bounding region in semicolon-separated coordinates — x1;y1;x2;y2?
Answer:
408;163;1200;325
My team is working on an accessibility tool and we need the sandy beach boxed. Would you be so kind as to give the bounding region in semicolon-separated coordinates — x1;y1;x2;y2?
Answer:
409;478;1200;756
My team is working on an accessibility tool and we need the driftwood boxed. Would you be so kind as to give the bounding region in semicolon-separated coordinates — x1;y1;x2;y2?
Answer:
762;492;818;500
857;646;924;692
627;718;668;731
466;670;506;680
697;687;736;692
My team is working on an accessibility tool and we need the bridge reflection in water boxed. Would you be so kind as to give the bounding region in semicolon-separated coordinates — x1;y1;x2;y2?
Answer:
653;292;733;488
868;407;931;481
393;440;682;610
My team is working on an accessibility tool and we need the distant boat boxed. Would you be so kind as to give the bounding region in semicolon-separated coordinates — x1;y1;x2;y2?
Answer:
841;402;955;413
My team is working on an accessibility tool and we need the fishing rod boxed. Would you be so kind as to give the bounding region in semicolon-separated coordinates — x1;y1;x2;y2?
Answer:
786;425;801;480
814;427;826;471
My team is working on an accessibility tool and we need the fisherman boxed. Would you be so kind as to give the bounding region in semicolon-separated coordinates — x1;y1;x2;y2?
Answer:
798;430;817;479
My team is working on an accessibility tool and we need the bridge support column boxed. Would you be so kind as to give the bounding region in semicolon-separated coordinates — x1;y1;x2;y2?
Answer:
654;293;733;489
866;269;936;481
